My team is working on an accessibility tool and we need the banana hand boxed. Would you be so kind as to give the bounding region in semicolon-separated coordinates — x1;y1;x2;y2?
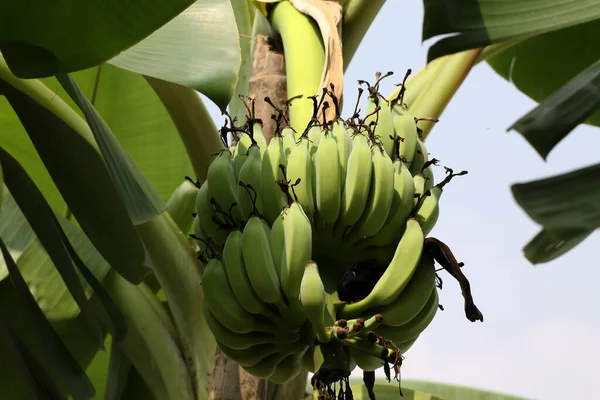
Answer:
338;219;425;318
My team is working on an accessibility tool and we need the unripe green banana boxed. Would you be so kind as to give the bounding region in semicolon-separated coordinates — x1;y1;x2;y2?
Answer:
268;209;310;327
314;129;341;225
238;144;264;219
195;182;229;246
216;341;281;368
339;219;425;318
392;107;418;166
202;259;276;333
300;261;329;343
270;212;285;279
206;150;244;225
394;336;419;354
345;147;395;242
356;244;396;265
413;173;427;206
359;159;414;248
203;304;300;350
301;346;318;373
349;346;384;372
307;125;321;157
281;202;313;301
331;119;353;192
373;254;436;327
251;122;268;157
269;350;306;384
233;132;252;177
282;127;296;158
285;137;315;218
365;95;395;158
242;342;309;379
0;163;3;211
261;135;288;225
166;179;199;235
336;132;372;230
193;215;223;259
307;125;321;204
274;297;308;328
409;139;429;176
242;216;283;304
349;334;418;372
375;287;439;344
415;186;442;236
423;165;435;191
229;141;238;159
222;230;279;319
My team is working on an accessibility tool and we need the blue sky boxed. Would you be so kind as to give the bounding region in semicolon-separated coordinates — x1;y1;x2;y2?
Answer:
203;2;600;399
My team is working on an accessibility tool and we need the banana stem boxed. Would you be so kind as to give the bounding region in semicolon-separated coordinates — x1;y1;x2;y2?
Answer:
347;314;383;338
386;41;523;126
269;1;325;137
136;213;217;400
101;271;195;400
342;337;396;363
409;48;483;139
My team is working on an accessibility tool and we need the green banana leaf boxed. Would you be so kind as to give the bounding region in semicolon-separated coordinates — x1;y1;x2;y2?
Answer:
0;147;106;314
0;185;196;399
507;59;600;159
0;76;150;284
0;190;110;318
0;189;106;398
420;1;600;264
0;316;65;400
0;152;126;341
0;64;193;212
421;0;600;62
51;66;194;203
511;163;600;263
57;73;165;225
0;95;66;212
0;183;37;278
108;0;243;111
0;241;96;400
488;21;600;157
144;77;223;184
2;60;216;397
86;339;157;400
0;0;195;78
522;228;592;264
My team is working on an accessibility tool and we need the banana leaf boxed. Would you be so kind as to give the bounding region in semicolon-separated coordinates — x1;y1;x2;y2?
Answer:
0;0;196;78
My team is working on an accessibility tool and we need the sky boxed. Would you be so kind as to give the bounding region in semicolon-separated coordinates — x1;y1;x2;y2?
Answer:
203;2;600;399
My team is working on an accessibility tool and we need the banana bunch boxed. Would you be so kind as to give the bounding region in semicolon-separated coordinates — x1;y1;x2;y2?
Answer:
193;80;479;389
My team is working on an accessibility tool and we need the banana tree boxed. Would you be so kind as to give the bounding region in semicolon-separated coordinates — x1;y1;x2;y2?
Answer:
0;0;599;399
